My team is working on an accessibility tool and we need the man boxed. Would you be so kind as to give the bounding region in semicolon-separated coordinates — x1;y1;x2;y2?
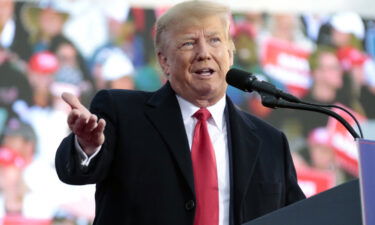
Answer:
0;118;37;215
55;1;305;225
289;45;348;138
0;0;32;61
267;46;348;163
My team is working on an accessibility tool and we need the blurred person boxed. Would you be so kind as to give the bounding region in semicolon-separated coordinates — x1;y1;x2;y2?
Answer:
329;12;375;118
0;118;36;216
269;46;349;155
18;51;78;166
13;51;61;179
259;13;313;98
59;0;111;58
0;0;32;62
336;46;375;119
22;1;95;106
0;47;33;132
232;22;259;73
0;155;26;217
55;1;305;225
265;13;314;50
231;20;284;118
315;12;365;52
26;51;59;108
0;119;36;166
1;142;64;223
243;12;266;37
22;0;95;103
307;46;347;106
21;0;71;54
0;0;34;130
99;49;135;90
100;0;130;47
330;12;365;50
50;36;96;107
92;47;135;90
90;1;135;91
293;127;340;197
306;127;350;184
89;0;130;66
269;14;298;42
15;68;96;222
307;127;336;171
229;21;259;108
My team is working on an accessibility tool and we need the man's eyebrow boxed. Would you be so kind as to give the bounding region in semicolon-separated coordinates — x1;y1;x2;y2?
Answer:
178;33;198;39
205;31;226;39
206;31;220;36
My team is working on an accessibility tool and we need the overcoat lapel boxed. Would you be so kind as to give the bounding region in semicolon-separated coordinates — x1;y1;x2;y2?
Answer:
144;83;195;194
226;99;262;223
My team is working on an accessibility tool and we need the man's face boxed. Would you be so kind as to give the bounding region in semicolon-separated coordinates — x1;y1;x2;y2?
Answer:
314;52;343;90
39;9;65;37
158;16;233;106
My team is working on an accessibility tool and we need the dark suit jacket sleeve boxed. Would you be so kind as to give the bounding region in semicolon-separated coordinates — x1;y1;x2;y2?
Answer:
55;90;118;185
281;132;306;205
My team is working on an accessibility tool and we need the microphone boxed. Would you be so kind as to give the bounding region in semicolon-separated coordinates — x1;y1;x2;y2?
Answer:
226;68;301;103
226;68;362;139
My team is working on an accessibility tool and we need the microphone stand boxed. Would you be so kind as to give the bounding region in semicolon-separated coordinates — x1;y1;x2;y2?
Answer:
259;92;361;139
257;90;375;225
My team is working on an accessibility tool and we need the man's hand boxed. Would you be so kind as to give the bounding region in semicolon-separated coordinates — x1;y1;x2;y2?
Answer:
62;92;106;156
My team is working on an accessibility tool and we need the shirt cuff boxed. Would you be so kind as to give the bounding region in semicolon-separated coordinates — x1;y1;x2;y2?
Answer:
74;135;102;167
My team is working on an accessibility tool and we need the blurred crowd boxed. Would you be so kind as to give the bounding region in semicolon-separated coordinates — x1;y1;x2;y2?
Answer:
0;0;374;224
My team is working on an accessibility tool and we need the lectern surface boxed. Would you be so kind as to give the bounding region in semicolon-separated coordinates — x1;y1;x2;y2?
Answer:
243;179;362;225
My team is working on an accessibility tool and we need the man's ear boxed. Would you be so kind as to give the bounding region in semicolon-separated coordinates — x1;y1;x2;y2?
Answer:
228;40;235;66
157;51;170;76
228;49;234;66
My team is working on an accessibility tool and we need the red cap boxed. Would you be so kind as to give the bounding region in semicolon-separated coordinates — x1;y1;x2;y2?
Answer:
0;147;27;169
233;21;256;39
28;51;59;75
337;47;369;70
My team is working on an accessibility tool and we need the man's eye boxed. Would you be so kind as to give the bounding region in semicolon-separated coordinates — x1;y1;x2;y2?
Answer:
179;41;195;50
210;37;221;43
182;41;194;47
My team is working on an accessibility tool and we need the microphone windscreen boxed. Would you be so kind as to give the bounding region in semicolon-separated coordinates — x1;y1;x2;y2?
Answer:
226;68;251;91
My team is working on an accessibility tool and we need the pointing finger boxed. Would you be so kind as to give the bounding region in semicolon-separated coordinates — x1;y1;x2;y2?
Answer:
62;92;90;115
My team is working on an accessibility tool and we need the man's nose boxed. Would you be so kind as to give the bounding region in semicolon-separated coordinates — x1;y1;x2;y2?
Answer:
196;40;211;61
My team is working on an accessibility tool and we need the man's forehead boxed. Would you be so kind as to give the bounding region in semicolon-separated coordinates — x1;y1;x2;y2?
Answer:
176;30;224;38
171;21;227;38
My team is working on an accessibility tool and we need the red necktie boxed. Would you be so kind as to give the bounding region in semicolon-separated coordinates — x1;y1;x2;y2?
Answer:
191;108;219;225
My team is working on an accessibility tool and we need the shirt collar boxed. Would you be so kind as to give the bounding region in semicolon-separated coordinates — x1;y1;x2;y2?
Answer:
176;95;226;130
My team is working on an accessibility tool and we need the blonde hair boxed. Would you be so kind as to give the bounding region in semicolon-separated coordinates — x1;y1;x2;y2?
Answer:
154;0;234;53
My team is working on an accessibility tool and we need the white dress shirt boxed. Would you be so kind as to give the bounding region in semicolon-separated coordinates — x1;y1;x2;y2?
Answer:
176;95;230;225
76;94;230;225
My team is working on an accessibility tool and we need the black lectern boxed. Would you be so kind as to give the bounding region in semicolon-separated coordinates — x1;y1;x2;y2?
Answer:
243;179;362;225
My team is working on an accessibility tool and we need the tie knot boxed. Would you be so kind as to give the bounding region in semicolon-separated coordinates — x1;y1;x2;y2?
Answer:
193;108;211;121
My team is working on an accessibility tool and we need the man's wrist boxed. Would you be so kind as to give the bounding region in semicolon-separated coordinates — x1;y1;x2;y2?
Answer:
74;135;102;166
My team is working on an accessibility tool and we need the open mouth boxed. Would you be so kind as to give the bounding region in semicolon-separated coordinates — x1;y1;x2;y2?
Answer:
194;68;215;76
